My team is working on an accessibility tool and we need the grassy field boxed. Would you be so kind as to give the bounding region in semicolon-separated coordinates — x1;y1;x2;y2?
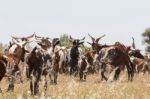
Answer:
0;72;150;99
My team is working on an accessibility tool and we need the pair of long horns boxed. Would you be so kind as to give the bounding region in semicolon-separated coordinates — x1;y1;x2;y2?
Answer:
11;33;35;41
35;33;51;40
69;36;85;41
88;34;105;43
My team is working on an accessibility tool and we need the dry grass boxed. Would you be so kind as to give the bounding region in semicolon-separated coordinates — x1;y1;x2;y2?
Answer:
0;72;150;99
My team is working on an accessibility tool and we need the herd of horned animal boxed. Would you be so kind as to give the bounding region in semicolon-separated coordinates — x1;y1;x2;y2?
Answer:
0;33;149;95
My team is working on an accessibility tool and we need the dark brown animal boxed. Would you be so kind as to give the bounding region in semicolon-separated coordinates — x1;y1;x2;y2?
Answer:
26;47;44;95
0;54;7;92
69;36;85;75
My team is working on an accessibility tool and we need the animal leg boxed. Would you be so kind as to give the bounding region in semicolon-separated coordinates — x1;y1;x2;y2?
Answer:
54;71;58;84
30;76;33;95
101;69;108;81
7;76;15;92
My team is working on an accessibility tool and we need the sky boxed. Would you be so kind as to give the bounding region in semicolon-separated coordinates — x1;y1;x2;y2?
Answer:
0;0;150;50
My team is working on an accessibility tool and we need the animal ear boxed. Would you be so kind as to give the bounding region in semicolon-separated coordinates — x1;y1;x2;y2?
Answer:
79;41;84;45
37;42;42;46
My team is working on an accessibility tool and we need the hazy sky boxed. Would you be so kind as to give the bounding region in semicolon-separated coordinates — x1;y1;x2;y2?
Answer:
0;0;150;50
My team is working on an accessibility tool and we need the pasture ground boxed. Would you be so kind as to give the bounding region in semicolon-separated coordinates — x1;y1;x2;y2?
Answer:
0;72;150;99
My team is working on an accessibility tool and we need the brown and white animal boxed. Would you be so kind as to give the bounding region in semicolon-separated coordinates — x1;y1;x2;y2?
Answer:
77;55;90;81
87;34;133;81
129;49;150;74
97;43;134;81
82;49;97;74
36;37;67;85
26;47;44;95
0;53;21;92
51;39;67;73
130;57;150;74
6;41;29;91
49;48;62;84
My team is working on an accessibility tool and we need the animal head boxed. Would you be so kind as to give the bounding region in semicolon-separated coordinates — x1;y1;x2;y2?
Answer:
8;41;29;62
128;49;144;59
35;34;52;50
87;34;105;52
69;36;85;47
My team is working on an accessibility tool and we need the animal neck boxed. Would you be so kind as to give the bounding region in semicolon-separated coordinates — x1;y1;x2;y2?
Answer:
84;52;93;65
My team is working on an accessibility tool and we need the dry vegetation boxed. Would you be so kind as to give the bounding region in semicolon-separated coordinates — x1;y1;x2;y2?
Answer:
0;72;150;99
0;43;149;98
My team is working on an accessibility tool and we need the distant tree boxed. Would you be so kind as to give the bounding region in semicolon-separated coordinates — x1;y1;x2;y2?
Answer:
59;33;72;48
142;28;150;52
0;43;7;53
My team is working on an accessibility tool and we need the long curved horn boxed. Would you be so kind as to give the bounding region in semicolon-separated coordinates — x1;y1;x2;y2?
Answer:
96;34;105;43
88;34;95;42
69;35;74;42
25;33;35;39
87;42;92;45
132;37;136;49
80;36;86;41
11;35;22;40
70;36;73;40
11;33;35;41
